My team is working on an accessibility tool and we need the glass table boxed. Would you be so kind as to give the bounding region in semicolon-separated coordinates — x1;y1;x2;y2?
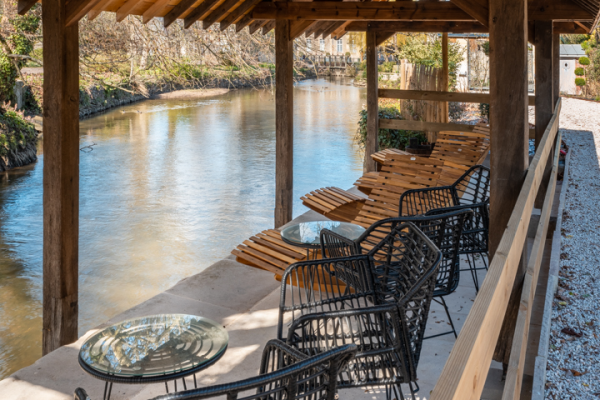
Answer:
78;314;228;400
280;220;366;259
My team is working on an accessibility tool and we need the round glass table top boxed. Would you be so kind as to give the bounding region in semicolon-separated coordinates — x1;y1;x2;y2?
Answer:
280;221;366;247
79;314;228;378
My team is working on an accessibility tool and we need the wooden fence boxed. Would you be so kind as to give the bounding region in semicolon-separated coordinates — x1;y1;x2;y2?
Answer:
429;98;562;399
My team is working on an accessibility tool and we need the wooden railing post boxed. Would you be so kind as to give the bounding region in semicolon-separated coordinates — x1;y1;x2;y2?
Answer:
364;28;378;173
274;19;294;228
42;0;80;355
534;20;554;209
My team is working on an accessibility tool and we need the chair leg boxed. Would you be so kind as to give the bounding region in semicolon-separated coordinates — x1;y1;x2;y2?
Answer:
408;381;418;400
424;297;457;339
386;383;406;400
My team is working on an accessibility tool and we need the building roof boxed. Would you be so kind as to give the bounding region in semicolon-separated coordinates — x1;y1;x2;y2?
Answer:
560;44;586;58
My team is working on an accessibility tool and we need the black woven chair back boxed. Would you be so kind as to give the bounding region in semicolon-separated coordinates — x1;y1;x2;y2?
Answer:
278;255;375;339
366;223;442;374
452;164;490;206
75;340;357;400
321;210;470;297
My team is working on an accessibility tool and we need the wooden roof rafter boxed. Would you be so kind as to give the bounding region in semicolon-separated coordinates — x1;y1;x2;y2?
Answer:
17;0;600;36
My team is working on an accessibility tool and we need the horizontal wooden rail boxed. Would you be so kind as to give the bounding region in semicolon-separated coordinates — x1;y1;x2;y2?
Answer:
430;98;561;400
502;128;561;399
380;118;536;138
378;89;536;106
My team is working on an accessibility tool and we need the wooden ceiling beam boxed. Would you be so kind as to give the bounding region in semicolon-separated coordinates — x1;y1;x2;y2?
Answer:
220;0;263;31
164;0;200;28
345;21;488;33
251;1;475;21
115;0;145;22
262;20;276;34
142;0;170;24
313;21;338;38
65;0;106;25
87;0;116;21
331;21;351;39
290;20;317;39
375;31;395;46
303;21;325;37
202;0;244;29
17;0;38;15
235;14;254;32
184;0;222;28
248;19;268;34
450;0;489;27
529;0;595;20
321;21;345;39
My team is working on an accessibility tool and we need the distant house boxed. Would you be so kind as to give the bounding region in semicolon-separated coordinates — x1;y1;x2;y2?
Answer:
559;44;586;95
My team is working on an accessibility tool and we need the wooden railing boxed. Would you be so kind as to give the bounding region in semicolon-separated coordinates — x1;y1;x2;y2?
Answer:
429;98;562;400
378;89;537;138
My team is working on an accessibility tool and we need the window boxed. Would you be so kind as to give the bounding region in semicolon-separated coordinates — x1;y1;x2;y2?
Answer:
306;38;312;48
319;39;325;51
337;39;343;53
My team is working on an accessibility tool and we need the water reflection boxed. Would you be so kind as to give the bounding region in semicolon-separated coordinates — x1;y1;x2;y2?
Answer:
0;78;365;378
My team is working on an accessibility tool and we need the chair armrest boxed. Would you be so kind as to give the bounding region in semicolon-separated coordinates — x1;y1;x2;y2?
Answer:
259;339;309;375
277;255;375;340
398;186;458;216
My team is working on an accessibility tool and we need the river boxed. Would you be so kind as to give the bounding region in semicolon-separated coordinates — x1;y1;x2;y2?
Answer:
0;78;366;378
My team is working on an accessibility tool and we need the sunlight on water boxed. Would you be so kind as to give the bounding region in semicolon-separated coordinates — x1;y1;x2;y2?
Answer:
0;78;365;378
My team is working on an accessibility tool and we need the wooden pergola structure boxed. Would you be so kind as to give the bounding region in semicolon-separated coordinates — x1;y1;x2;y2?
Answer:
17;0;599;397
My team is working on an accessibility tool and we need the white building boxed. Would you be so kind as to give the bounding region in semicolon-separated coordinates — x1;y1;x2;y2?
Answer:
559;44;586;95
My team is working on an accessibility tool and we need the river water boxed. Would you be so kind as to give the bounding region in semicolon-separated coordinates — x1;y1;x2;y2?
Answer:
0;78;365;378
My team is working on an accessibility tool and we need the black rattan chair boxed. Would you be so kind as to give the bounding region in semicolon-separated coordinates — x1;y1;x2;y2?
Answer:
320;209;471;339
398;165;490;291
74;339;357;400
278;223;442;400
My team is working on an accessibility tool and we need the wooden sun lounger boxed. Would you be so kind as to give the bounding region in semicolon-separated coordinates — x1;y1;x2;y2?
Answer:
300;186;366;223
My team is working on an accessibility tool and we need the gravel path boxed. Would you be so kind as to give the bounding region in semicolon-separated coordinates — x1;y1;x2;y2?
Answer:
544;98;600;399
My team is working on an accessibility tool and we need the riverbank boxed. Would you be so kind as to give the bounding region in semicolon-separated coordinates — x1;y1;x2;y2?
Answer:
0;108;39;172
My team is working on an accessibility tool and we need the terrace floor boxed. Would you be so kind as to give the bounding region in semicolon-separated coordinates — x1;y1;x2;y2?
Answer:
0;202;505;400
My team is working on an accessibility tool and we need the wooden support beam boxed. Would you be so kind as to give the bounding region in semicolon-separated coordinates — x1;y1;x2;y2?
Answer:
220;0;263;31
290;20;316;39
529;0;594;21
275;19;294;228
202;0;244;29
184;0;222;28
164;0;198;28
553;32;560;106
142;0;170;23
18;0;38;15
553;21;589;33
450;0;489;26
252;2;474;21
345;21;488;33
534;20;554;209
42;0;80;356
365;30;378;173
375;31;395;46
380;119;479;133
487;0;531;376
331;21;351;39
321;21;345;39
378;89;536;105
442;32;449;124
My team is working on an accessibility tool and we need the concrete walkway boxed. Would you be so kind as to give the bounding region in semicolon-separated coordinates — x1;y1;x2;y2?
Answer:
0;209;496;400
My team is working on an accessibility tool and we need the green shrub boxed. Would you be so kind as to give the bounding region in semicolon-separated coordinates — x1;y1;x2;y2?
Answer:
575;67;585;76
479;103;490;118
0;107;37;156
579;56;590;66
356;107;426;151
378;61;395;73
575;77;586;87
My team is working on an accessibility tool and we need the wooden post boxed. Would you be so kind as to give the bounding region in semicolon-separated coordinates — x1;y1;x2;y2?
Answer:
364;29;378;173
274;19;293;228
534;20;554;208
489;0;530;367
442;32;449;124
42;0;80;355
553;31;560;107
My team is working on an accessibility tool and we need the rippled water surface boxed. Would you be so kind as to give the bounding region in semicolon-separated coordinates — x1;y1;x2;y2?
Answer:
0;78;365;378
